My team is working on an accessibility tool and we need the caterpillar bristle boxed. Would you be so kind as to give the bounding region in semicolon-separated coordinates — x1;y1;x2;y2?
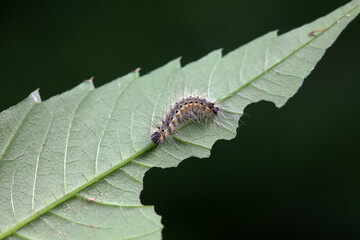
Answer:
151;96;219;145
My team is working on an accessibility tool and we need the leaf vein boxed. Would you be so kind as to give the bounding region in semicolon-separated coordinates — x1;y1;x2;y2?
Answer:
95;76;137;175
103;178;139;194
63;91;92;194
0;104;36;161
48;211;112;229
207;56;221;99
32;114;54;212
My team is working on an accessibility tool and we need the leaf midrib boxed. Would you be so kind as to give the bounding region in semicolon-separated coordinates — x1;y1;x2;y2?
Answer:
218;6;357;103
0;143;155;238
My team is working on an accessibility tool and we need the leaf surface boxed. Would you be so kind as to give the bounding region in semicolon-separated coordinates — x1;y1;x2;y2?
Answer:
0;1;359;239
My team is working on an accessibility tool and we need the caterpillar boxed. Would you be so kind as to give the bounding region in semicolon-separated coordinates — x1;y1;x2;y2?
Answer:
151;96;219;145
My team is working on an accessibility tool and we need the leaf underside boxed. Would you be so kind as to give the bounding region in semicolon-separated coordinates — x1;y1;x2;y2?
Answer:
0;1;359;239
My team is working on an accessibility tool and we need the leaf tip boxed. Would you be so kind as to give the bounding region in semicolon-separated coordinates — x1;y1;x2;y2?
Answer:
175;56;182;66
85;76;94;84
83;77;96;90
29;89;41;103
214;48;223;55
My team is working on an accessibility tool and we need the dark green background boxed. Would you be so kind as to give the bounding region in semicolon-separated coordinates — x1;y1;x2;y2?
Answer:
1;0;359;239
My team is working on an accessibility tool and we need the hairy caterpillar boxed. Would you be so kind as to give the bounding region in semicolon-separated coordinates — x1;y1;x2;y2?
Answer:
151;96;219;144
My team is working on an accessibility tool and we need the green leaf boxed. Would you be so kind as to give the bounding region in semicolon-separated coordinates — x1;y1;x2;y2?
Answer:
1;1;359;239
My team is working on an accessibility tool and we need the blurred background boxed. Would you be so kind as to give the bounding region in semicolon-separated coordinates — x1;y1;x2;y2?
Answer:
1;0;359;239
